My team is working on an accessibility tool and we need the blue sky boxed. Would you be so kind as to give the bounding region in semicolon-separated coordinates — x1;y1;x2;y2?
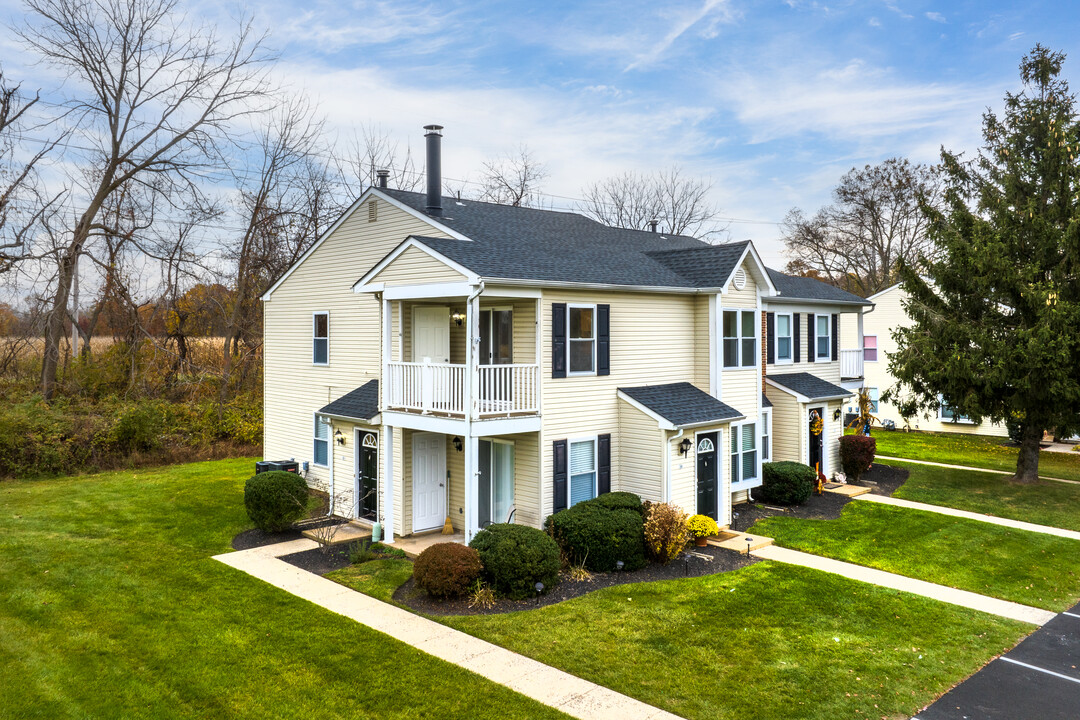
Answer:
4;0;1078;266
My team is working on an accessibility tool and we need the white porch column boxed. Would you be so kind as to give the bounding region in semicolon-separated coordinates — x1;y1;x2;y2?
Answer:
857;309;865;351
381;296;392;410
463;288;481;541
383;425;395;544
464;433;479;541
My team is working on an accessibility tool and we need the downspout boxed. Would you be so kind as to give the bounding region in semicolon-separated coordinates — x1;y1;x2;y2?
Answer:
665;426;683;503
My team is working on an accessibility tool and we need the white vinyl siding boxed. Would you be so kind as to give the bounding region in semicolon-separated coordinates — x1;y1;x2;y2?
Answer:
569;437;597;506
313;312;329;365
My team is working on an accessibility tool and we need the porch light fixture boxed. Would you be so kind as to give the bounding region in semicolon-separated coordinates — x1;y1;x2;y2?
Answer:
453;436;463;452
833;408;842;421
452;311;466;326
679;438;692;456
334;429;345;446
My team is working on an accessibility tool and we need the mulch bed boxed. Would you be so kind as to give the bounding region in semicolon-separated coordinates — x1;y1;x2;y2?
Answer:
394;545;761;616
230;488;336;551
730;463;910;530
280;541;358;575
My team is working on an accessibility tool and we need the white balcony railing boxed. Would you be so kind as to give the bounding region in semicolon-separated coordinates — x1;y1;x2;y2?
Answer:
386;361;539;417
839;349;864;379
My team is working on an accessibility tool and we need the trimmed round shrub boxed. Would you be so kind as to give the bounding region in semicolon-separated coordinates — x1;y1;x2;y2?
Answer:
839;434;877;483
547;496;647;572
687;514;720;539
759;461;815;505
587;491;646;515
643;501;689;563
413;543;483;599
469;524;561;600
244;471;309;532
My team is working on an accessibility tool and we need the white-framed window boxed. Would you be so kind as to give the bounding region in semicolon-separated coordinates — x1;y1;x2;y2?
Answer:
867;387;880;413
863;335;878;362
775;313;792;363
938;396;974;424
761;411;772;462
815;314;831;360
313;312;329;365
313;415;329;467
723;309;757;368
568;305;596;375
569;437;597;507
730;422;758;483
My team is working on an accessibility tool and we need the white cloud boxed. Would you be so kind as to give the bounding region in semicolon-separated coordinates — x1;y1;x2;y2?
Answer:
625;0;739;70
868;17;882;27
925;11;946;23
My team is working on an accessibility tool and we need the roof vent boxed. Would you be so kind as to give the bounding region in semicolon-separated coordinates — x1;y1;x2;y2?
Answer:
647;218;659;233
375;169;389;188
368;199;377;223
733;267;747;290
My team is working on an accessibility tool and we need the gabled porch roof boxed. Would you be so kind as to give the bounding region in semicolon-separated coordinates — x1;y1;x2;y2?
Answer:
618;382;745;430
766;372;853;403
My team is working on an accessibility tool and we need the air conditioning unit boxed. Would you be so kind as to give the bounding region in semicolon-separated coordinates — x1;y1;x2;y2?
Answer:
255;460;300;474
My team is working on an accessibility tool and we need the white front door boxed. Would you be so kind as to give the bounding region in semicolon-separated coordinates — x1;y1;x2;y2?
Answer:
412;432;446;532
413;306;450;363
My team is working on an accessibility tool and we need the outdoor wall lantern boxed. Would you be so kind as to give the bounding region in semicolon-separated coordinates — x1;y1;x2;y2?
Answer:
679;438;692;456
334;429;345;446
453;436;463;452
833;408;842;421
451;311;466;326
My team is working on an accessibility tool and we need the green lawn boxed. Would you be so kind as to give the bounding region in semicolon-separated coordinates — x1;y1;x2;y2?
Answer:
888;460;1080;532
864;428;1080;481
445;563;1027;720
328;559;415;602
0;459;568;720
753;501;1080;612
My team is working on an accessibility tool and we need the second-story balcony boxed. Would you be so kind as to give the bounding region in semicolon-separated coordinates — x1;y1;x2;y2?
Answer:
839;348;864;380
387;360;539;418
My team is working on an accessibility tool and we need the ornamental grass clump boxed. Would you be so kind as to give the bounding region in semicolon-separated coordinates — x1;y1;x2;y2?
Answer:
687;514;720;540
413;543;483;599
244;471;309;532
643;501;690;563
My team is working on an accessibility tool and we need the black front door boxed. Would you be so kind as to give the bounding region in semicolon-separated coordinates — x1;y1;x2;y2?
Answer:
808;408;824;473
357;433;378;521
696;432;718;520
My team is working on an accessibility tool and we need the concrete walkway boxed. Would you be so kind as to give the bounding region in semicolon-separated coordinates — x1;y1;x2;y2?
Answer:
855;494;1080;542
752;545;1056;626
213;540;679;720
877;455;1080;485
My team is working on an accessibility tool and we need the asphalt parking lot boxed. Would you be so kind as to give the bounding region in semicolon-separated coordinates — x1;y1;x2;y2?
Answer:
916;602;1080;720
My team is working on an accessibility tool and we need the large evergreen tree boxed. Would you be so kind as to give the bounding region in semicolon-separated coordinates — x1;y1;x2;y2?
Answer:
890;45;1080;483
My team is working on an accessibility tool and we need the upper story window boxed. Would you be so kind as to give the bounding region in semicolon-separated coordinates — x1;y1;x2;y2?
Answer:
863;335;878;362
313;312;329;365
723;309;757;368
815;314;831;360
775;313;792;362
568;305;596;375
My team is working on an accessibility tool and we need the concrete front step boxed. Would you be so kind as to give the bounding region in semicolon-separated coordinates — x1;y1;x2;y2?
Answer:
823;483;872;497
707;530;774;553
301;521;372;546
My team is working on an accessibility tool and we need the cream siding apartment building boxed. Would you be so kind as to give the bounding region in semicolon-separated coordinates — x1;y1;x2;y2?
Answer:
838;283;1008;437
262;127;874;544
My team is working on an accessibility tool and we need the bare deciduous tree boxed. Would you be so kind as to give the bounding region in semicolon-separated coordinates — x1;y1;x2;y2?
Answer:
781;158;941;297
339;123;423;194
0;67;62;274
579;165;725;239
478;145;548;207
19;0;274;399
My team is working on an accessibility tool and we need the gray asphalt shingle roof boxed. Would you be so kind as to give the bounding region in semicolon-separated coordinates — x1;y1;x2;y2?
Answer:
318;380;379;421
762;392;773;408
767;372;853;401
619;382;745;427
375;188;869;303
766;269;872;306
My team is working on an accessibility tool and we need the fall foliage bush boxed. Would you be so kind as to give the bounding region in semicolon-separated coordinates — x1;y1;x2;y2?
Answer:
413;543;483;599
839;434;877;483
642;501;689;563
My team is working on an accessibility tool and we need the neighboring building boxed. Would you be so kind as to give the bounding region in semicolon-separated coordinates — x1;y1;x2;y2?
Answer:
840;283;1009;437
262;126;874;543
